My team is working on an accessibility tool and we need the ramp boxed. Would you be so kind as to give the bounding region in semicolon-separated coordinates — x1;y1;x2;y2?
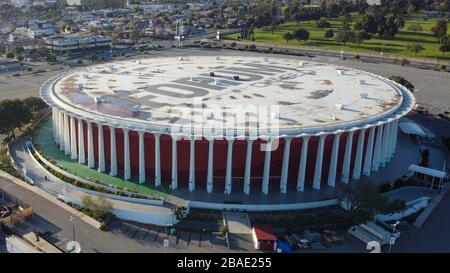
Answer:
223;212;254;251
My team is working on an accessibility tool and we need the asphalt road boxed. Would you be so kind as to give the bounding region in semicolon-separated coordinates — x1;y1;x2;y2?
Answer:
393;189;450;253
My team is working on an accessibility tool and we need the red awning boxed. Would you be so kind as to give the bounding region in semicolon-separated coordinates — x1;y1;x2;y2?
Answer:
253;225;277;241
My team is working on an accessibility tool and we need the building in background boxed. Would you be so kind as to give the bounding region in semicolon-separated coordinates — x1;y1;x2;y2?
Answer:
44;34;112;54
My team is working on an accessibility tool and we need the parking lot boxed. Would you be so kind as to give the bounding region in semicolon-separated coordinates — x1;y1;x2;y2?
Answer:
108;221;231;252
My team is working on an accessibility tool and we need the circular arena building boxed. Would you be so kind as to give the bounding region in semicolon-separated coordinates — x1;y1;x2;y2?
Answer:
40;56;415;200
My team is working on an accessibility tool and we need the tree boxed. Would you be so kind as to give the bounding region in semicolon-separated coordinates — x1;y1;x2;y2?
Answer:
324;29;334;39
359;14;378;34
13;46;24;57
23;97;47;118
316;18;331;29
335;30;354;44
81;194;113;222
342;13;352;31
81;195;95;210
339;180;407;224
283;32;294;43
432;19;447;43
6;52;14;59
379;16;401;39
293;28;310;44
60;21;67;32
389;75;414;91
406;43;424;56
439;35;450;55
46;54;57;63
0;99;32;139
352;30;371;47
130;26;140;44
270;19;280;35
92;195;113;219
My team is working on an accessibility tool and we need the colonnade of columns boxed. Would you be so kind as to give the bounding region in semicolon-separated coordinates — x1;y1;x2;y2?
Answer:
51;109;400;195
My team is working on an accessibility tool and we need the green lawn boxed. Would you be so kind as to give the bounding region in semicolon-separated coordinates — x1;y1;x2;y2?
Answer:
34;118;170;197
226;12;449;61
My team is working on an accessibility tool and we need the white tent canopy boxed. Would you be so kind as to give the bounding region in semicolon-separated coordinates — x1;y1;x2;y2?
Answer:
399;121;426;137
408;164;446;179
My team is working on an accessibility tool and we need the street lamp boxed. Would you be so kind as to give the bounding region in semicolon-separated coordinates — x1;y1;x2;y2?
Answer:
388;221;400;253
70;216;76;241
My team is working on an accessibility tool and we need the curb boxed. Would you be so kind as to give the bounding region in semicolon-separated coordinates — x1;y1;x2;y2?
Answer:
0;170;102;229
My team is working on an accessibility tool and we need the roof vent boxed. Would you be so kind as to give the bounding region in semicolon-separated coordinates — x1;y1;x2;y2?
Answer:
131;105;140;112
334;104;344;110
209;72;215;77
214;79;221;86
178;57;184;61
298;61;304;67
357;79;365;85
233;75;240;81
331;115;338;120
93;96;103;103
360;93;368;99
78;83;86;89
207;112;214;119
136;60;141;64
337;70;344;75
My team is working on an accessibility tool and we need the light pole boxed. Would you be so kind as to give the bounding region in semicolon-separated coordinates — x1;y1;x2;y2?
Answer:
70;216;76;241
388;221;400;253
